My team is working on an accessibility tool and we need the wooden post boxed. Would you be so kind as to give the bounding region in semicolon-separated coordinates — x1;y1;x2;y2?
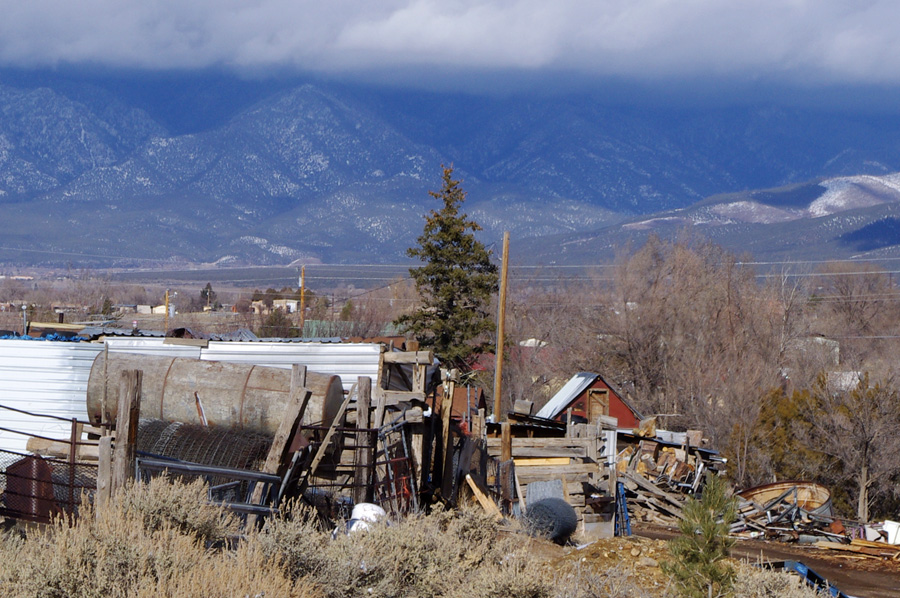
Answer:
299;266;306;334
67;418;80;513
500;422;512;464
102;343;109;435
112;370;142;494
492;231;510;421
438;372;456;488
259;384;311;477
248;367;311;526
473;408;485;440
371;387;388;490
96;436;112;516
354;376;373;504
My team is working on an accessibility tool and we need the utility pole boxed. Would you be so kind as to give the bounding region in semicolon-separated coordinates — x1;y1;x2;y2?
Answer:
164;289;175;334
492;232;510;422
300;265;306;335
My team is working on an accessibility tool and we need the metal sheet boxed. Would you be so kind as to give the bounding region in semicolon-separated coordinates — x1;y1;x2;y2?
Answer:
0;340;104;455
535;372;598;420
201;341;382;391
103;338;202;359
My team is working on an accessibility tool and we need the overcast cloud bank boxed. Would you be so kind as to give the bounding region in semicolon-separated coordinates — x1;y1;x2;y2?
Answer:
1;1;898;85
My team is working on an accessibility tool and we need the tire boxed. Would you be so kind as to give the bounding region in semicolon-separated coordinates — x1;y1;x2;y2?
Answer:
524;497;577;544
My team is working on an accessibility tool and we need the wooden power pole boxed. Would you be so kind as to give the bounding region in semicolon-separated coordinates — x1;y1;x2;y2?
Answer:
492;232;510;421
299;265;306;335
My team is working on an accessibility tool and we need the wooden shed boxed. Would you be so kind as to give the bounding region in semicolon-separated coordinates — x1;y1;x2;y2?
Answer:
535;372;642;428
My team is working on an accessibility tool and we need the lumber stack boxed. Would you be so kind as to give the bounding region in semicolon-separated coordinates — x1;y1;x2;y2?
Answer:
486;431;611;526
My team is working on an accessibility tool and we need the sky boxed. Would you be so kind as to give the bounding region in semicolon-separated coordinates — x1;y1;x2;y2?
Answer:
1;0;898;90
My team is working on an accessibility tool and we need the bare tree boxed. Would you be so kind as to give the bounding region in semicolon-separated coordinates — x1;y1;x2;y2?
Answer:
801;373;900;521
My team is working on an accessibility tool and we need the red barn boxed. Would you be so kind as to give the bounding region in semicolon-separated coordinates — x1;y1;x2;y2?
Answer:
535;372;642;428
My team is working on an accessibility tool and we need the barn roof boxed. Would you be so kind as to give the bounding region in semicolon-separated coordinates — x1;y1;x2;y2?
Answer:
535;372;599;419
534;372;643;421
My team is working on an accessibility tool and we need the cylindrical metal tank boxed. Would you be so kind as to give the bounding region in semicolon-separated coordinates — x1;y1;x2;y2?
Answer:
87;352;345;436
737;481;834;517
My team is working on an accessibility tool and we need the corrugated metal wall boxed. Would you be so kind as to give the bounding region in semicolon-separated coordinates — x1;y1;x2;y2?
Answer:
0;341;104;454
105;339;383;391
0;339;384;455
104;338;202;359
202;341;381;392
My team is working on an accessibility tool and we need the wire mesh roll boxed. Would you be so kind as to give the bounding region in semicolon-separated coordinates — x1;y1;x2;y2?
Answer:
137;418;272;471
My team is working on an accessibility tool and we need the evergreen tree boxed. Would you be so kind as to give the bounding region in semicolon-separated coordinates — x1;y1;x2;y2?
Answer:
200;283;218;308
663;474;737;598
396;166;499;369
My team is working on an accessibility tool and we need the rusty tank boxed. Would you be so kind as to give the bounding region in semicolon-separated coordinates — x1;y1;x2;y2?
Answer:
87;352;345;436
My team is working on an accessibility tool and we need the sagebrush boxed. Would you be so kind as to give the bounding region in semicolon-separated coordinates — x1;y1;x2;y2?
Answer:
0;478;823;598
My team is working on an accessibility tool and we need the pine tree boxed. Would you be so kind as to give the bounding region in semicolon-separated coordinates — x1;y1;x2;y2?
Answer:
662;473;737;598
397;166;499;369
200;283;218;308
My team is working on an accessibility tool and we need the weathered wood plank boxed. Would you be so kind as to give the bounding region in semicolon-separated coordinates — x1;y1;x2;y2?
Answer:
112;370;141;493
381;350;434;364
353;376;373;505
514;457;571;467
486;437;594;449
512;463;599;476
621;471;685;509
96;436;112;516
518;472;597;484
465;474;502;520
487;446;588;459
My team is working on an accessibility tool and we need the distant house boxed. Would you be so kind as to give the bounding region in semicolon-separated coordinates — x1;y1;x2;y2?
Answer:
272;299;299;313
535;372;642;429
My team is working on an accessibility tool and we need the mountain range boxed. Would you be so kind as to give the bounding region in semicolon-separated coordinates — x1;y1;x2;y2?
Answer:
1;70;900;268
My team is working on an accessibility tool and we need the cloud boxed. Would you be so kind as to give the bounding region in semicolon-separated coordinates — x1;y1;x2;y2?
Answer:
1;1;900;84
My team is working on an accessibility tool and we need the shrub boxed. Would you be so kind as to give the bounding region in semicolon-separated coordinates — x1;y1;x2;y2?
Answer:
117;476;240;545
0;479;308;598
662;474;737;598
257;502;542;598
731;563;822;598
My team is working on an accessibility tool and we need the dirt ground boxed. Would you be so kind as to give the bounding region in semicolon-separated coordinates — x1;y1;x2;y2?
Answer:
516;524;900;598
634;523;900;598
545;534;675;593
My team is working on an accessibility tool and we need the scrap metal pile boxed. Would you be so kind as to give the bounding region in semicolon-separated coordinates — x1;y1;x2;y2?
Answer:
614;420;726;525
730;481;845;542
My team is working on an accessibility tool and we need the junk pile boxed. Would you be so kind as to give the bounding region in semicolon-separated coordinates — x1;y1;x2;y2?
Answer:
3;345;515;529
613;418;726;525
730;481;843;542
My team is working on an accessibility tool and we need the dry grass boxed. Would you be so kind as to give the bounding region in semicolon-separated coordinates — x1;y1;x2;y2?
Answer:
0;479;824;598
731;563;823;598
0;480;310;598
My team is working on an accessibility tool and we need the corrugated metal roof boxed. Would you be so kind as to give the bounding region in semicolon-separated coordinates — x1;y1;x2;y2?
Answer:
93;338;384;391
535;372;599;420
202;341;382;392
79;326;165;338
104;338;202;359
211;328;258;342
0;340;104;454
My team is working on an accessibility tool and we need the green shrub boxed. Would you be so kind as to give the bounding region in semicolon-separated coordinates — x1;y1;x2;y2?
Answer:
663;474;737;598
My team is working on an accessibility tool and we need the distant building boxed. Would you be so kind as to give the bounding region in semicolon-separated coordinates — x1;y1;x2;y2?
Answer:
535;372;643;428
273;299;299;313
